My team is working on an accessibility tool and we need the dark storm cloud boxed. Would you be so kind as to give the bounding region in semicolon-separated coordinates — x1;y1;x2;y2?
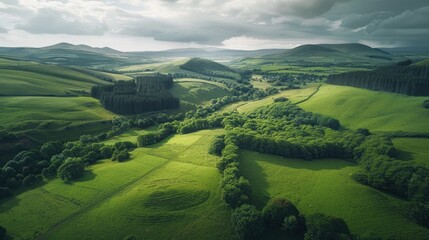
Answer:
1;0;428;48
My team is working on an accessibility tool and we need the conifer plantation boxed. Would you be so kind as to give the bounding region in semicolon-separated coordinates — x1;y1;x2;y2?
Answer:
91;73;179;115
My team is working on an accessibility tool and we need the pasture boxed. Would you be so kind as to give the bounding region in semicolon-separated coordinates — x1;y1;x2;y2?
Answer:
0;129;237;240
239;150;429;240
299;85;429;132
393;138;429;168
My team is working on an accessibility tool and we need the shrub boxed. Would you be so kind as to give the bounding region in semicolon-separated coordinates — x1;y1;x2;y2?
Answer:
208;135;225;156
0;187;12;200
57;158;85;182
22;174;39;187
262;198;299;229
304;213;351;240
231;204;265;240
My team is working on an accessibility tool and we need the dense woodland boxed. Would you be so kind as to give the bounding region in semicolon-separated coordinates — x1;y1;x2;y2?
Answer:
91;73;179;114
327;61;429;96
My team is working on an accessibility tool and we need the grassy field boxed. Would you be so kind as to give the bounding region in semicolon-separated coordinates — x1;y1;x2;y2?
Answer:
393;138;429;168
221;84;319;113
239;150;429;240
171;78;232;105
0;96;114;141
0;59;108;96
299;85;429;132
0;129;237;240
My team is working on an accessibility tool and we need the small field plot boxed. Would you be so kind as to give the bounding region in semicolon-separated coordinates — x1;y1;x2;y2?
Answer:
300;85;429;132
239;150;429;240
393;138;429;168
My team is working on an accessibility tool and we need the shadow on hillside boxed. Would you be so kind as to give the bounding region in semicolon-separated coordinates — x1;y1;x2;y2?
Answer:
395;149;414;161
75;170;97;182
258;155;352;171
0;197;20;214
239;152;271;210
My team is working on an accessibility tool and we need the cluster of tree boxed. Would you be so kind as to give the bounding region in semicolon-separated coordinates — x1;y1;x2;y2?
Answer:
424;100;429;108
249;102;341;130
208;135;225;156
180;58;242;81
327;63;429;96
231;196;357;240
352;135;429;204
216;136;252;208
137;123;176;147
261;72;323;86
177;115;224;134
91;74;179;115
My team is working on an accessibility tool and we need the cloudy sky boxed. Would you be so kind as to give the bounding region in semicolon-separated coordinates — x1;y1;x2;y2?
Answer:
0;0;428;51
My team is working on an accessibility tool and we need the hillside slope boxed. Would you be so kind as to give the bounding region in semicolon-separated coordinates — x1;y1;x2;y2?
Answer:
180;58;241;80
259;43;393;63
0;58;109;96
299;84;429;132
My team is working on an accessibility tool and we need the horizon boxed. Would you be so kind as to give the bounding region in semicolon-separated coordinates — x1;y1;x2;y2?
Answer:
0;1;428;51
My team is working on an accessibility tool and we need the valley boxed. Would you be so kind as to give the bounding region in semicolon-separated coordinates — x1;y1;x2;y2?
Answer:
0;42;429;240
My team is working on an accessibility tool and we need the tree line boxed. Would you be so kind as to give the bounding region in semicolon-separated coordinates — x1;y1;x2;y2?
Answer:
327;62;429;96
91;73;179;115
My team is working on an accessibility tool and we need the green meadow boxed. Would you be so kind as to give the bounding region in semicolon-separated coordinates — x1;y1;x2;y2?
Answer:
393;138;429;168
239;150;429;240
0;59;107;96
300;84;429;132
171;78;232;105
0;130;237;240
0;96;114;141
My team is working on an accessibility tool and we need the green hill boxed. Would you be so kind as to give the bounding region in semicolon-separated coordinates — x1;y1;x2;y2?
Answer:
170;78;232;105
180;58;241;80
299;84;429;132
258;43;393;63
0;58;109;96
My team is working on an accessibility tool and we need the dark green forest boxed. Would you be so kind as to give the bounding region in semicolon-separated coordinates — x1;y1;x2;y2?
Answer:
91;73;179;114
327;61;429;96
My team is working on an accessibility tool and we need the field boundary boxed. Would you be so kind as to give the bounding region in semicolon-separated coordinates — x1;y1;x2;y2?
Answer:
295;84;322;105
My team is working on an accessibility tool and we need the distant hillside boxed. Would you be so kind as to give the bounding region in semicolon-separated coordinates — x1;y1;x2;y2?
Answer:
180;58;241;80
259;43;393;63
326;61;429;96
0;44;146;67
0;58;109;96
416;58;429;66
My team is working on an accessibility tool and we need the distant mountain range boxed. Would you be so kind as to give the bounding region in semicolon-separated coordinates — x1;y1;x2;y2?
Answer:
0;42;427;68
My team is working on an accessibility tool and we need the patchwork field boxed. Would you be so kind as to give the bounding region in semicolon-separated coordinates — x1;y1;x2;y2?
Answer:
0;130;237;240
239;150;429;240
299;84;429;132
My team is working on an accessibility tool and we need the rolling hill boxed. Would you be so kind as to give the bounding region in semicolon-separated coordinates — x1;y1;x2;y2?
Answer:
180;58;241;80
299;84;429;132
0;58;110;96
259;43;394;63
